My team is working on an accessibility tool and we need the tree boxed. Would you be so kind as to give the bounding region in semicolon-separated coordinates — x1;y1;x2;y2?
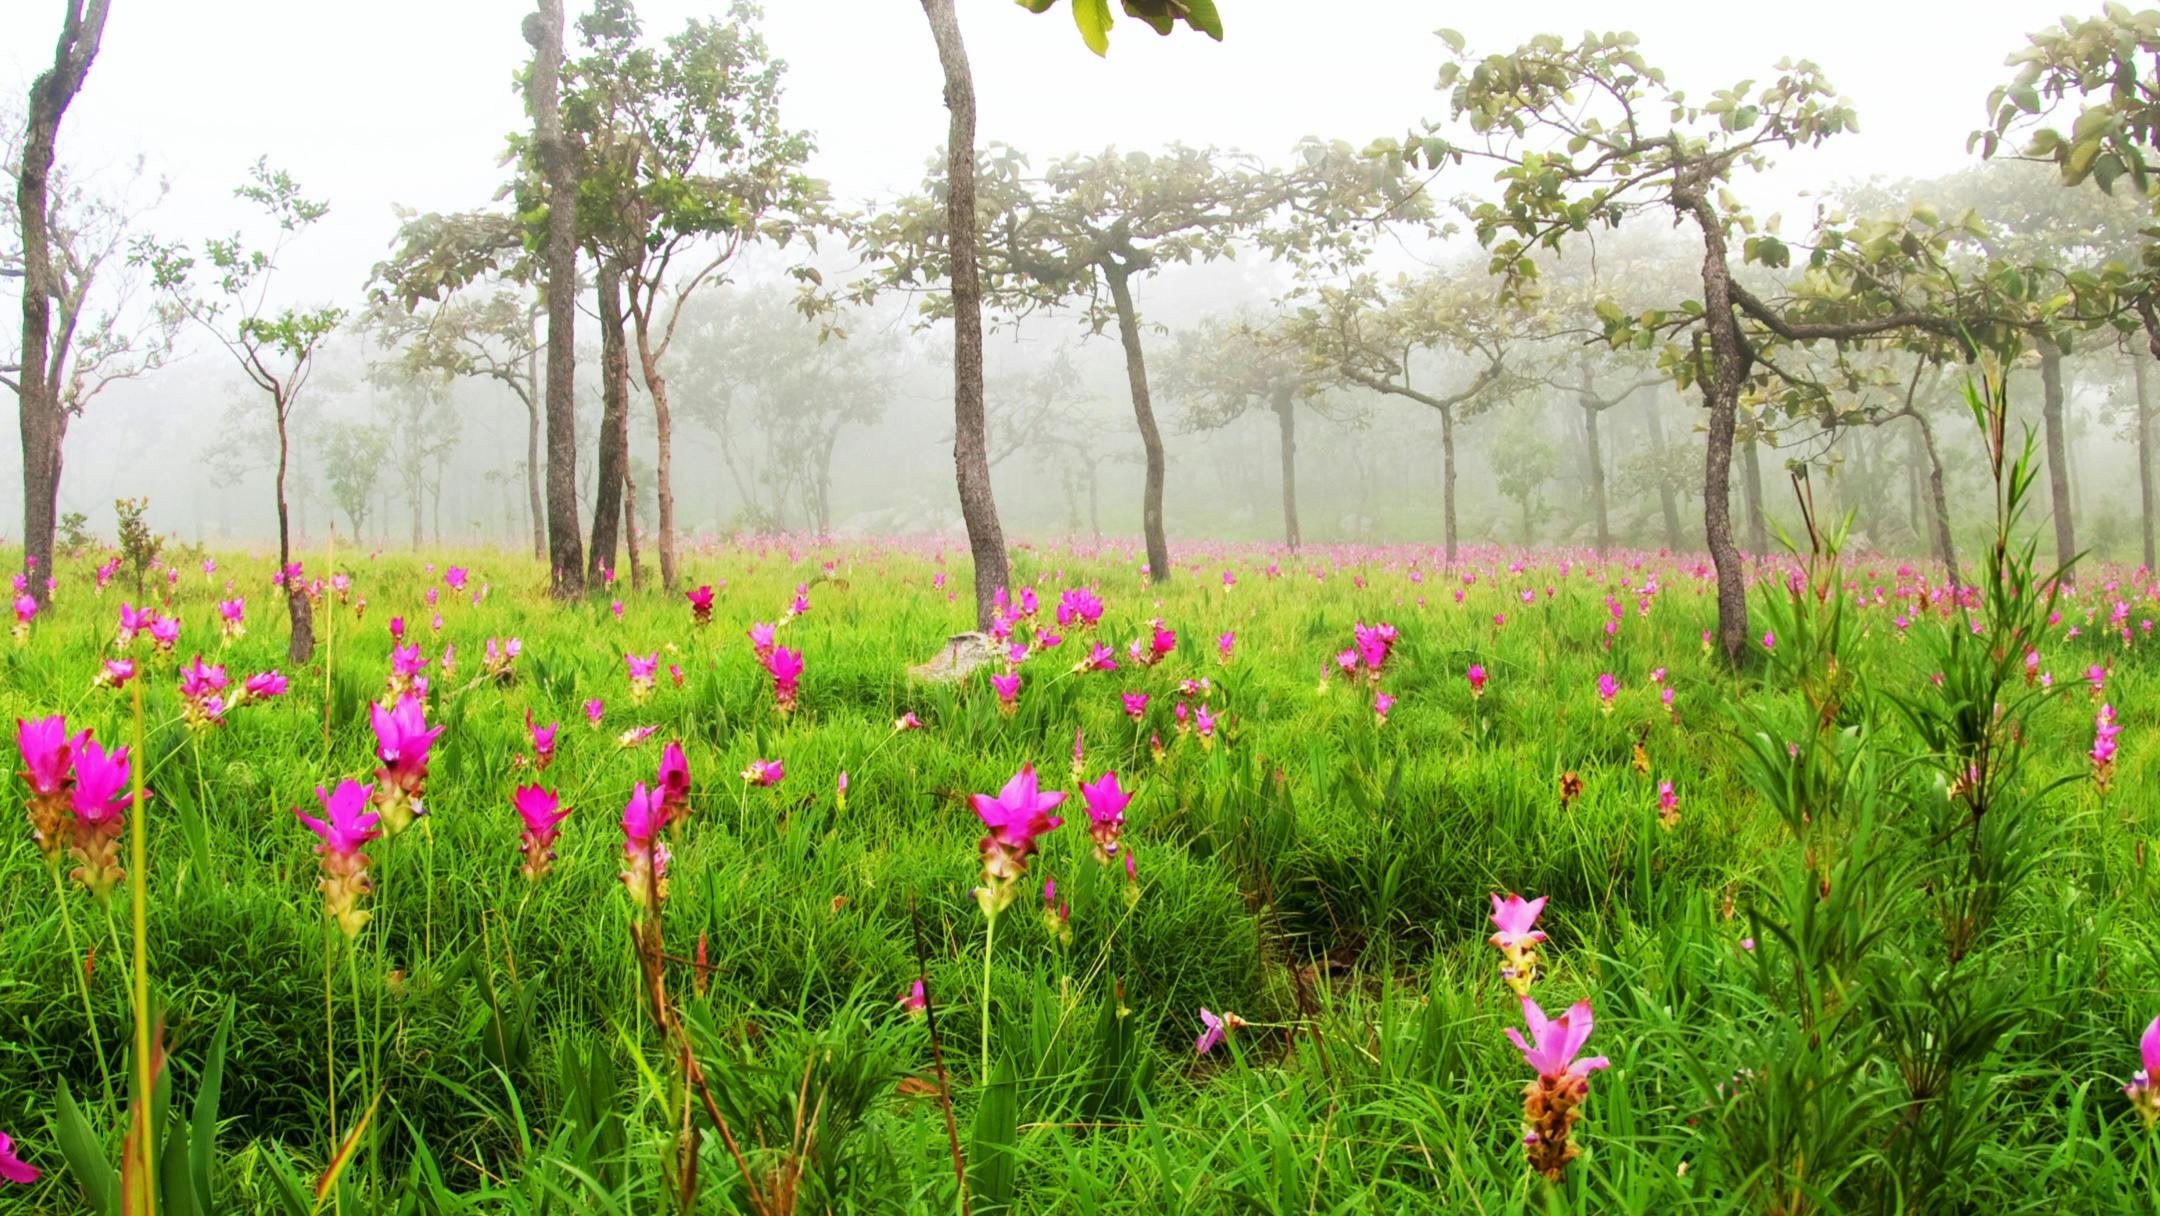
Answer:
137;161;342;663
865;139;1412;581
368;212;545;559
13;0;111;605
524;0;586;596
565;0;825;591
1017;0;1222;56
1285;271;1522;561
317;420;389;542
1404;32;1995;662
1489;407;1558;543
1165;313;1345;550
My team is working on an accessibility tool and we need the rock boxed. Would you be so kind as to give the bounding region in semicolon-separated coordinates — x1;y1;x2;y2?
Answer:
908;631;998;683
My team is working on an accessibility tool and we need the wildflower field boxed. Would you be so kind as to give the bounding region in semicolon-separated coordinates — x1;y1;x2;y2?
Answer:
2;473;2157;1212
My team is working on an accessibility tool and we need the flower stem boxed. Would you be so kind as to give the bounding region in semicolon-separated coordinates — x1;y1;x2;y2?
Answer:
127;677;155;1215
52;866;116;1115
979;909;998;1082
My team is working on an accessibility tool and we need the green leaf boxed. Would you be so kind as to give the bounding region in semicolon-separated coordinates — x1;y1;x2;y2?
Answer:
1438;27;1465;53
1072;0;1112;55
969;1059;1021;1213
55;1081;120;1216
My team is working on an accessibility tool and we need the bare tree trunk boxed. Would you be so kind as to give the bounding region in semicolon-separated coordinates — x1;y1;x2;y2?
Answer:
1740;431;1767;555
1907;408;1959;586
16;0;109;607
1272;386;1301;551
1580;378;1609;555
589;257;629;583
527;0;584;597
1683;199;1752;666
2137;355;2155;571
920;0;1011;629
274;400;315;663
1102;265;1171;582
623;457;642;591
1440;401;1458;563
1641;395;1683;550
2040;347;2077;580
525;342;545;561
632;320;679;589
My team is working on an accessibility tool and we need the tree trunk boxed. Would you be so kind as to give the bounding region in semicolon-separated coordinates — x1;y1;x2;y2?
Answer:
588;257;629;583
2137;354;2155;572
1272;386;1300;551
525;342;545;561
1907;409;1959;586
1641;395;1683;550
1440;401;1459;563
1580;376;1609;555
2039;347;2077;580
1102;264;1171;582
527;0;584;597
274;400;315;663
920;0;1011;629
623;458;643;592
1686;205;1752;666
1740;431;1767;555
631;318;679;589
16;0;109;607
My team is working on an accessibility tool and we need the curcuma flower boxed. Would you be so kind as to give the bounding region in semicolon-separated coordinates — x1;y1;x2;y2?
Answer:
1506;996;1610;1181
626;652;659;703
1488;893;1547;997
990;671;1020;714
93;658;135;691
217;597;246;641
2127;1014;2160;1125
526;710;558;770
295;780;381;938
1656;780;1679;830
2091;703;2120;794
512;784;570;882
741;757;784;787
369;695;445;835
17;715;86;865
66;736;135;900
1194;1007;1246;1056
656;741;691;818
0;1129;36;1184
970;764;1065;917
1079;770;1132;864
686;584;715;626
619;782;670;910
178;656;230;730
763;646;804;715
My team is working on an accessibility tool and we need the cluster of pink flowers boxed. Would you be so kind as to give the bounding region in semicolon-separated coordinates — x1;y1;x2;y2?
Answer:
2090;703;2119;794
114;602;179;654
178;656;285;729
14;715;137;899
482;637;522;682
1128;620;1177;669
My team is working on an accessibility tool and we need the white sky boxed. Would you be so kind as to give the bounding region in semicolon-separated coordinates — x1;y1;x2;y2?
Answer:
2;0;2063;309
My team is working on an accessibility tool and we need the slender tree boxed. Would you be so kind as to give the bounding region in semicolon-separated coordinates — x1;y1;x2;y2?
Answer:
14;0;111;604
524;0;586;596
137;161;342;662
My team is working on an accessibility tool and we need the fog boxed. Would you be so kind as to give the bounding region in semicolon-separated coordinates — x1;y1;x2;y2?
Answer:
6;0;2149;563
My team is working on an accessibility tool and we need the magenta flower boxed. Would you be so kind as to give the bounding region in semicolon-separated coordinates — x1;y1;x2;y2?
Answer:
1595;672;1618;714
115;601;150;648
583;698;606;728
626;651;659;703
763;646;804;715
1217;631;1236;663
369;694;445;834
619;781;670;908
2091;703;2120;793
2126;1014;2160;1124
656;741;690;817
1121;691;1149;721
894;711;924;732
1079;770;1131;861
65;736;133;898
900;978;928;1015
444;566;468;591
179;655;231;730
1656;779;1679;830
389;616;405;643
970;764;1066;915
240;670;288;702
295;780;381;937
526;709;559;770
741;758;784;787
512;784;570;881
16;715;85;865
1076;641;1118;674
787;584;811;618
1195;1007;1245;1056
1352;621;1393;674
1147;621;1176;665
1507;995;1610;1180
0;1131;36;1184
217;597;246;640
1056;587;1104;630
990;671;1020;714
1374;690;1394;724
1760;630;1776;652
687;584;715;626
1488;893;1547;997
148;615;179;652
94;658;136;691
747;621;776;658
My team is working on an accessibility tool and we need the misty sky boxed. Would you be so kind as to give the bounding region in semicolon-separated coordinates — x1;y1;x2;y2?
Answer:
3;0;2061;315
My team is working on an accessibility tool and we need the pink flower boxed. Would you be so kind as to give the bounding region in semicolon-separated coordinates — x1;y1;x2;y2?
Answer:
990;671;1020;713
1079;770;1131;861
95;658;136;690
687;584;715;625
15;714;79;797
527;710;559;769
1056;587;1104;629
764;645;805;714
970;764;1066;914
747;621;776;658
585;698;605;728
1217;631;1236;663
894;711;924;732
1488;892;1547;996
0;1131;37;1185
242;670;288;701
1121;691;1149;721
513;784;570;880
1077;641;1118;674
1195;1007;1246;1055
1595;672;1618;713
619;781;670;907
296;780;381;937
1467;663;1488;699
1656;779;1679;829
741;757;784;787
148;615;179;652
901;977;928;1014
444;566;468;592
2091;703;2120;792
369;695;444;833
2126;1013;2160;1124
1374;690;1394;723
1506;996;1610;1082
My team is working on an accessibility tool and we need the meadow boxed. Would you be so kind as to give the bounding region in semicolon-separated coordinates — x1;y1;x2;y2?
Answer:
0;467;2154;1213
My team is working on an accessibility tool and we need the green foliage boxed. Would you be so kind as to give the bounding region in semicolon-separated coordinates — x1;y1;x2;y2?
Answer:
112;495;160;597
1017;0;1224;55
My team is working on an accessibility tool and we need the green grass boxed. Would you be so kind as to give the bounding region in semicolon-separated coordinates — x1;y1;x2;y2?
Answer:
0;535;2153;1213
